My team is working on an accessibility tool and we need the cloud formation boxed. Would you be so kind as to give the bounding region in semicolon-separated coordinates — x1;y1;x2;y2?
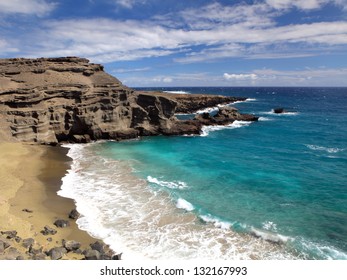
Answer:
0;1;347;86
0;0;56;16
113;0;146;9
19;7;346;64
223;73;258;80
266;0;347;10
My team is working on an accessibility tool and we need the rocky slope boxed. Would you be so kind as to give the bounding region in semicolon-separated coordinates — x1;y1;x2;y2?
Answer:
0;57;257;144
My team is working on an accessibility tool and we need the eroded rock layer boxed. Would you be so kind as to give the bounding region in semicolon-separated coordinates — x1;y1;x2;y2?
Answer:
0;57;257;144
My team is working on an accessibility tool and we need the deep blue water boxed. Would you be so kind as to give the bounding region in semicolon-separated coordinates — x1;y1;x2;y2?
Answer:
61;87;347;260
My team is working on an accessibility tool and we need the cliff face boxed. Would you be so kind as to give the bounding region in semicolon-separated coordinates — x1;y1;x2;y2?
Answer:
0;57;257;144
0;57;177;144
146;92;247;114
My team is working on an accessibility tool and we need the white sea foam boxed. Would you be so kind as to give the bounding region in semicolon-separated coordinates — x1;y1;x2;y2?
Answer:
258;117;272;121
164;90;189;94
201;121;252;136
262;221;278;231
232;98;256;104
297;238;347;260
59;143;298;260
305;144;345;154
196;102;238;114
199;215;233;230
147;176;188;189
176;198;195;211
196;106;219;114
251;228;292;244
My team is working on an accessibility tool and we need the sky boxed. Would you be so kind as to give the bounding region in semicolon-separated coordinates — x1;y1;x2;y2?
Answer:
0;0;347;87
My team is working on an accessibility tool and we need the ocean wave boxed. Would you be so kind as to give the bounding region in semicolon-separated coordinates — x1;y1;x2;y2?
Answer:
164;90;189;94
59;143;299;260
262;221;278;231
305;144;345;154
258;117;273;121
176;198;195;211
199;214;233;230
250;228;292;245
147;176;189;189
201;121;252;136
296;238;347;260
233;98;257;104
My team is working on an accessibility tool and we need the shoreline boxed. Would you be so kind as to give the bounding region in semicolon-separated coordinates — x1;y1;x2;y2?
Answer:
0;142;116;260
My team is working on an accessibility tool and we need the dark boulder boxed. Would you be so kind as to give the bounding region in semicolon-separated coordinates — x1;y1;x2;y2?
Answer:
68;209;80;220
54;219;70;228
4;247;22;260
1;230;17;239
273;108;285;114
32;253;47;260
41;227;55;235
90;241;106;253
83;249;101;260
112;253;123;260
29;244;43;255
22;238;35;249
47;247;67;260
41;225;58;235
63;240;81;252
0;240;11;253
14;236;22;243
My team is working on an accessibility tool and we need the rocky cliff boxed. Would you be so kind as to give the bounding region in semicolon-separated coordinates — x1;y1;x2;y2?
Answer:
136;91;247;114
0;57;257;144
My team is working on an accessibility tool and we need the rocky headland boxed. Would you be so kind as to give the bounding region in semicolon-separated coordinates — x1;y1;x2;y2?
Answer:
0;57;258;260
0;57;258;144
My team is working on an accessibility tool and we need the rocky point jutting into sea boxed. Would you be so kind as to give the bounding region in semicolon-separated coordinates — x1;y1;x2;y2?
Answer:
0;57;257;144
0;56;257;260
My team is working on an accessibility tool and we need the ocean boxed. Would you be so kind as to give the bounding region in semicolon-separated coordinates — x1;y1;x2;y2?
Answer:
59;87;347;260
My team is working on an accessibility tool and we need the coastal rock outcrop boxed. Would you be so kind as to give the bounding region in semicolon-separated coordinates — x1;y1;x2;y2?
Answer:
138;91;247;114
0;57;258;144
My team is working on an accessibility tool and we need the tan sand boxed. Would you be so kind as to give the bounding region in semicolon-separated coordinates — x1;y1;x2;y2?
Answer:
0;142;98;259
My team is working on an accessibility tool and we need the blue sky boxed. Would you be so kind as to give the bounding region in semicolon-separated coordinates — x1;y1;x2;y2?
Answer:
1;0;347;87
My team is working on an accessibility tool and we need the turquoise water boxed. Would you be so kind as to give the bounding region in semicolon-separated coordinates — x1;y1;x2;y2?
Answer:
60;87;347;259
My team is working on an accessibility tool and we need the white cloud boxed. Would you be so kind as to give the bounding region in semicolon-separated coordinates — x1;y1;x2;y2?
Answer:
223;73;258;80
0;0;56;16
1;2;347;66
265;0;326;10
266;0;347;10
113;67;150;73
251;67;347;86
117;67;347;87
221;67;347;86
334;0;347;10
0;39;19;53
151;76;173;83
175;43;245;63
30;15;347;64
177;2;275;30
113;0;146;9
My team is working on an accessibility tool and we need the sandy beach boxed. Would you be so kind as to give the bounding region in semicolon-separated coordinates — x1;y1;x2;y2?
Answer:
0;142;109;260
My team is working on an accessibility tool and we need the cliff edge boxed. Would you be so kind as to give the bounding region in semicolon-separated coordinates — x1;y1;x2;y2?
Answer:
0;57;257;144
